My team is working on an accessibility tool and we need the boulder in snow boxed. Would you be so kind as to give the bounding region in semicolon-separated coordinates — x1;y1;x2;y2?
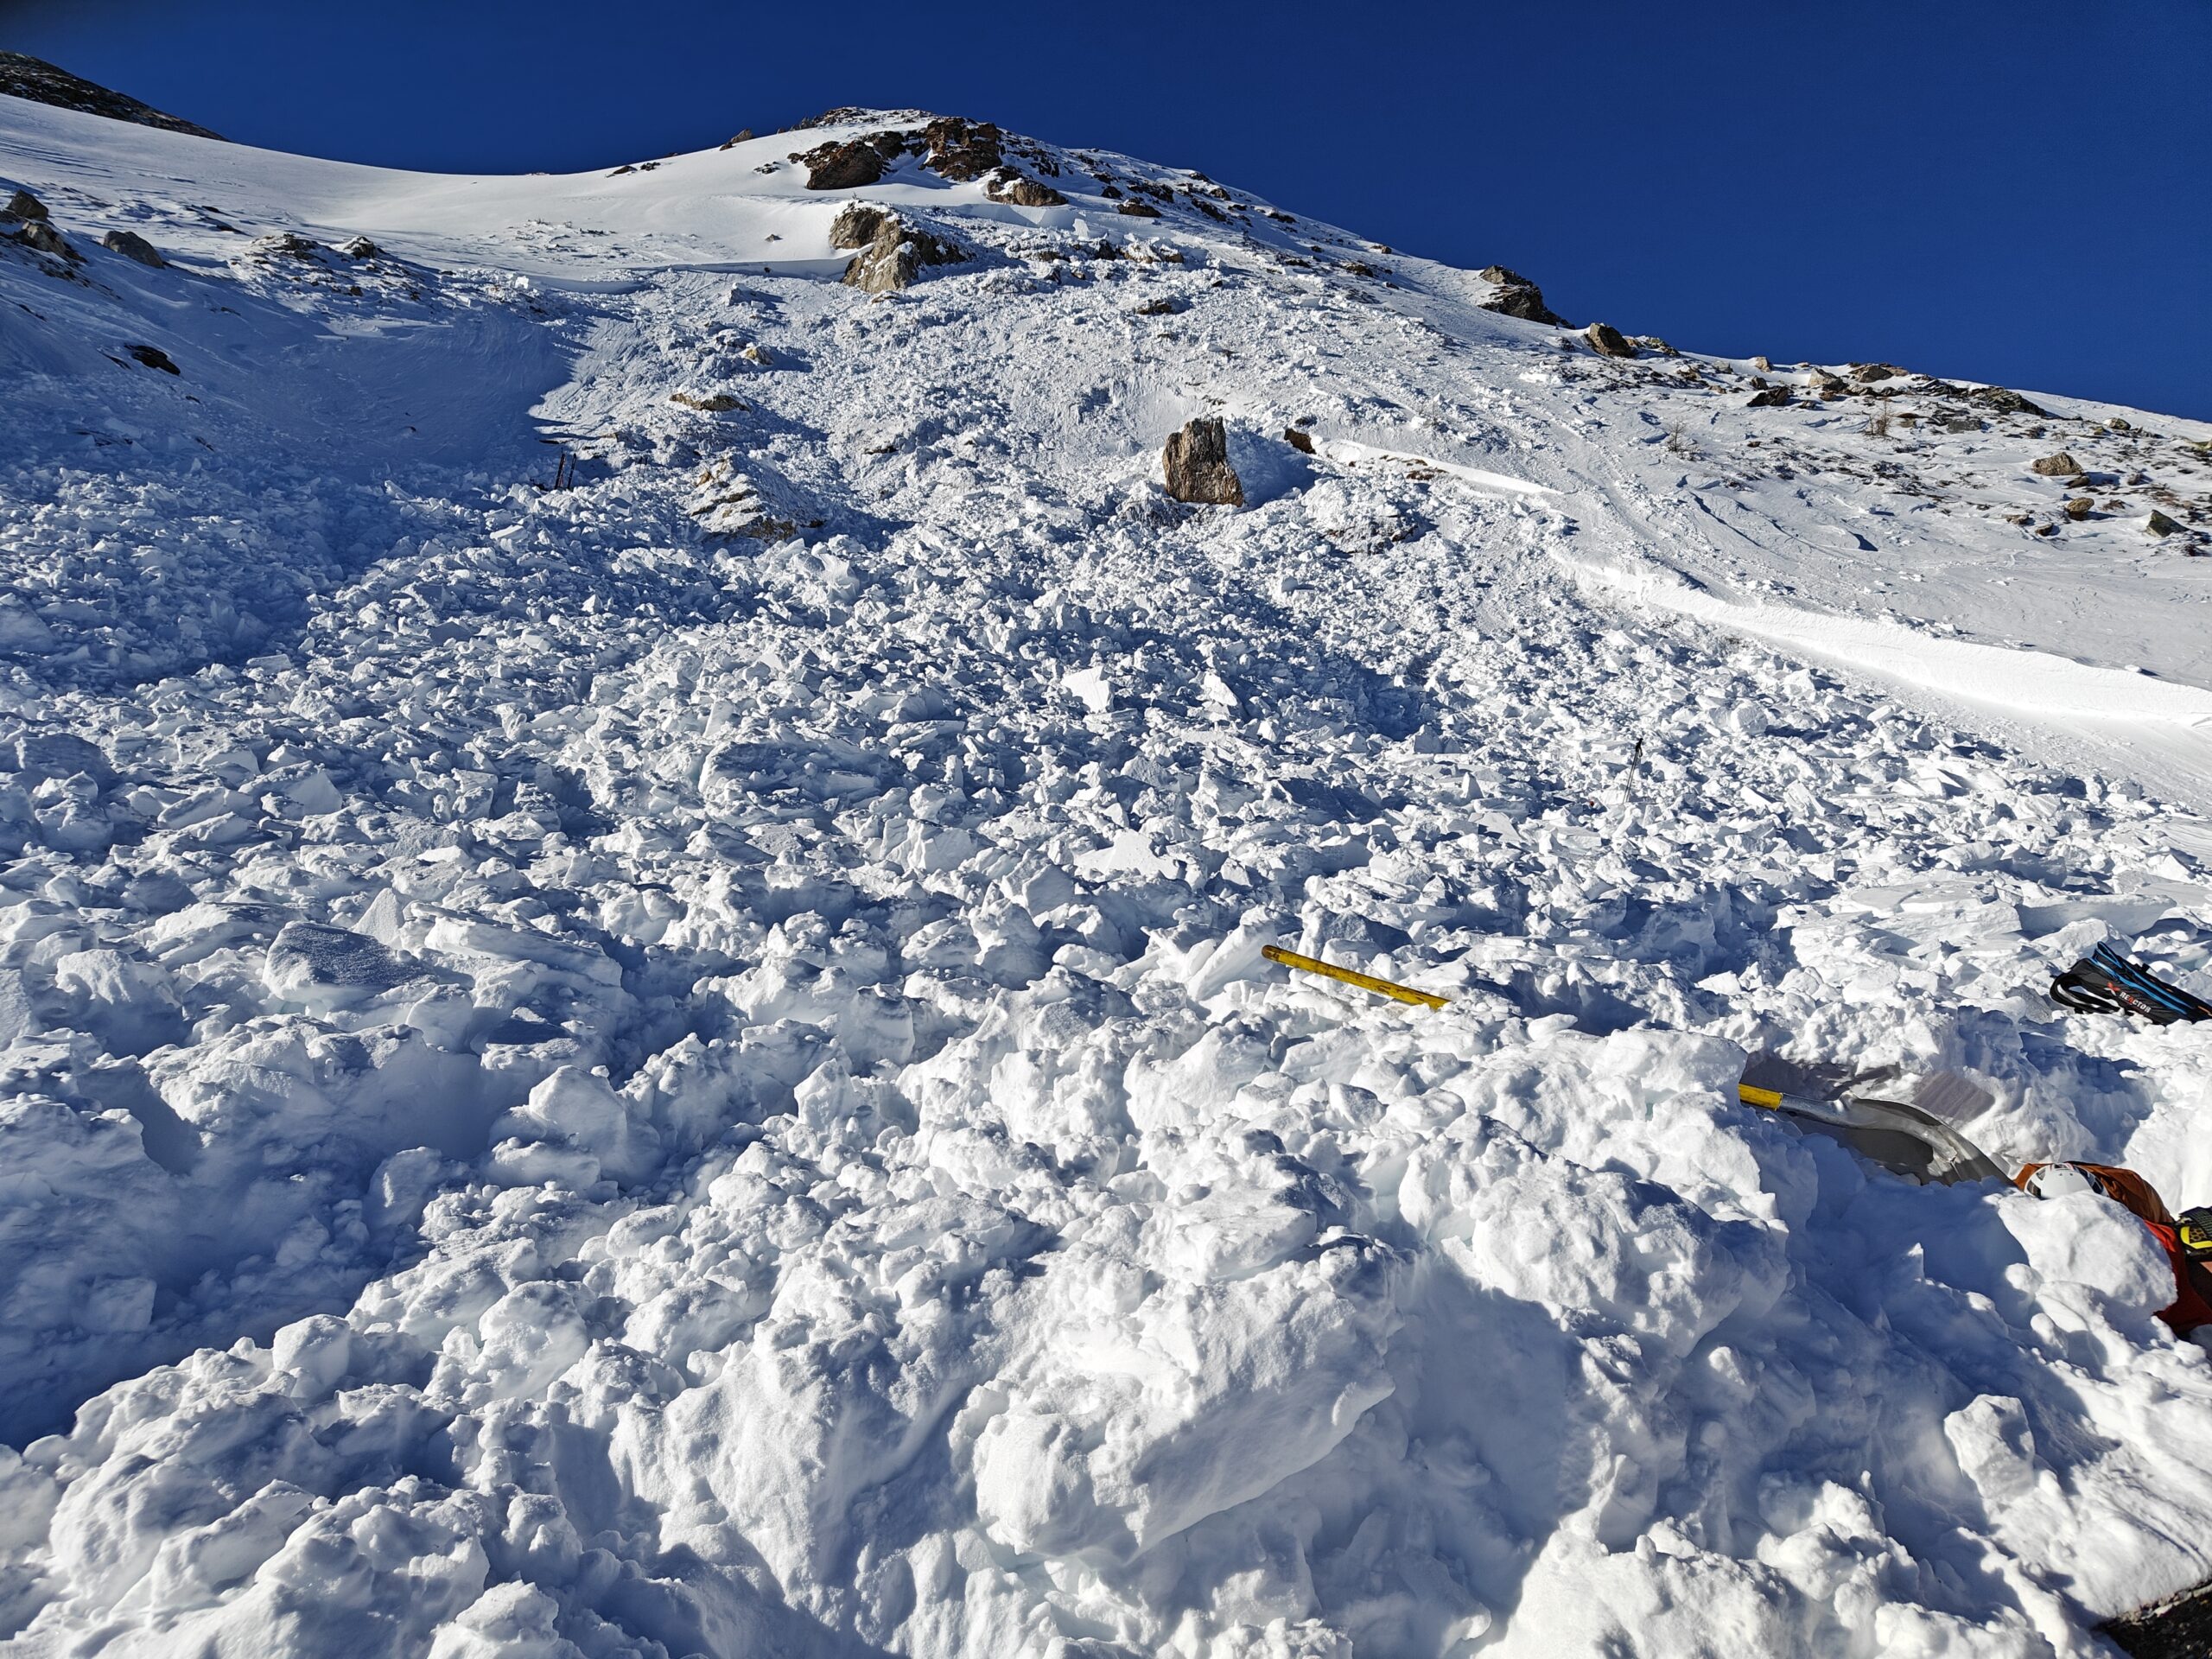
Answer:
1477;264;1567;326
3;187;47;221
250;231;324;259
1583;321;1636;358
8;218;76;260
2031;451;2083;477
800;137;887;191
987;169;1067;208
832;203;964;294
1163;416;1244;506
100;228;163;266
2146;509;2183;537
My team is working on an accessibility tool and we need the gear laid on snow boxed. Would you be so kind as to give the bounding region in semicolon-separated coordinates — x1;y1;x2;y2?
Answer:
2052;941;2212;1025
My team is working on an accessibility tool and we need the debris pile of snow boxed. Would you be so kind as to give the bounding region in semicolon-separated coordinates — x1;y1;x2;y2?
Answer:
2;88;2212;1657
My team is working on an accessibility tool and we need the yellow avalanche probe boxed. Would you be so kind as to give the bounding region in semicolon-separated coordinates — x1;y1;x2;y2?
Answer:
1260;944;1451;1009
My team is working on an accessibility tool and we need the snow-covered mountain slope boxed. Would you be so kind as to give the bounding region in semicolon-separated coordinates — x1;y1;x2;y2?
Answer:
3;92;2212;1658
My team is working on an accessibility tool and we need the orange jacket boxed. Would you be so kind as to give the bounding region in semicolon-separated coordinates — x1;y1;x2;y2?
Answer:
2013;1162;2212;1333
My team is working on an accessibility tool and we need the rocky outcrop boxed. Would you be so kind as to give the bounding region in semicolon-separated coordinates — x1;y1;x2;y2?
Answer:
101;229;164;267
6;217;77;262
2146;509;2182;537
2031;452;2082;477
338;236;379;259
4;188;48;222
922;118;1006;181
1476;265;1567;327
1745;386;1791;408
831;203;964;294
0;52;223;140
1583;321;1636;359
1970;385;2043;416
800;138;890;191
1163;417;1243;506
125;343;179;374
987;170;1067;208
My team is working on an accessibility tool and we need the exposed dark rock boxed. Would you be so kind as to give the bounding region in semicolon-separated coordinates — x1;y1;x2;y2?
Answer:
1851;363;1902;382
2031;452;2083;476
125;343;179;374
1969;385;2044;416
1162;416;1243;506
0;52;223;140
1133;297;1182;316
830;202;894;250
832;204;964;293
1583;321;1635;359
338;235;379;259
801;139;887;191
101;229;164;266
1488;286;1561;322
2109;416;2133;432
2104;1579;2212;1659
987;170;1067;208
2147;509;2183;537
1476;264;1567;327
1116;201;1162;219
3;188;48;221
1745;386;1791;408
921;118;1006;182
719;130;754;149
250;232;324;259
1284;428;1315;454
670;391;745;412
9;219;76;261
2064;496;2094;521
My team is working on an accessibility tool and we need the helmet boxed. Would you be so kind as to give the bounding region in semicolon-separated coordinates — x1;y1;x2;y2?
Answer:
2024;1163;2100;1200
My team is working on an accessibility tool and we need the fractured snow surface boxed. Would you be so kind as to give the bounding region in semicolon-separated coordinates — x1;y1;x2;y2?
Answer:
4;96;2212;1658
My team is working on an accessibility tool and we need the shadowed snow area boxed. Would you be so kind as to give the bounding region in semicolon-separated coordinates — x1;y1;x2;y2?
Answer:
3;93;2212;1657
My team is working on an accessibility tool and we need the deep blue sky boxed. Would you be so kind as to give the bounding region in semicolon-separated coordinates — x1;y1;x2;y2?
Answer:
9;0;2209;418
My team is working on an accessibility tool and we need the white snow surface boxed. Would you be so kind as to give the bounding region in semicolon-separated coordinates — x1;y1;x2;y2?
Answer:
3;96;2212;1658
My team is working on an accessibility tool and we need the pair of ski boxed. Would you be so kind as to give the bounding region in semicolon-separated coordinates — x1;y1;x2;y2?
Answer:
2052;943;2212;1027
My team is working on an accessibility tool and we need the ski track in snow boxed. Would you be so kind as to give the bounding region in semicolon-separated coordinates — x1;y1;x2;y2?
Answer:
3;97;2212;1658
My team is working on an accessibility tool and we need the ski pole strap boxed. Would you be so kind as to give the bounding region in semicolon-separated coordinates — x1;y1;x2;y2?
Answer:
1262;945;1452;1009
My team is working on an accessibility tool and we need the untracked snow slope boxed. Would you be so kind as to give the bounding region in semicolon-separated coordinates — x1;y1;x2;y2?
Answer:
3;94;2212;1659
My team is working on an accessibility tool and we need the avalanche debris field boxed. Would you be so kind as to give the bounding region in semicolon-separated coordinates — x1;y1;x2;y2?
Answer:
3;98;2212;1659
